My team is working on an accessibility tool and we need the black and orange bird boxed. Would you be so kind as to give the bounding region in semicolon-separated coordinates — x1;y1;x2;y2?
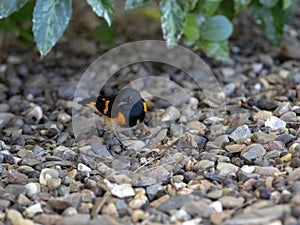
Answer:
78;88;147;127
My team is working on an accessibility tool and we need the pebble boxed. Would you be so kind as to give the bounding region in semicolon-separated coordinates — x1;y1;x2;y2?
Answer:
229;125;252;141
108;182;135;198
275;133;294;144
219;196;244;209
252;132;277;144
129;188;148;209
253;110;273;122
254;166;280;176
146;184;165;201
24;203;43;218
25;182;40;198
216;162;239;177
265;116;286;129
211;201;223;212
77;163;92;173
7;169;28;185
0;113;14;129
161;106;180;121
27;105;43;124
56;214;90;225
90;140;112;157
39;168;60;185
241;143;266;162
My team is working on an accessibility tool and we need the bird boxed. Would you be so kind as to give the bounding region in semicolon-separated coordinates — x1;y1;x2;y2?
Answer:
78;88;147;128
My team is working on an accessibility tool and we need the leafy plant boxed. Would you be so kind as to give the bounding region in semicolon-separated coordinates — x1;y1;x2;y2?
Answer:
0;0;296;60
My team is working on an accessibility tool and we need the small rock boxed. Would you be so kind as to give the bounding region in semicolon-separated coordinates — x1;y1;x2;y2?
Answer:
57;214;90;225
7;169;28;185
241;165;256;173
25;183;40;198
216;162;239;177
146;184;165;201
219;196;244;209
24;203;43;218
161;106;180;121
275;134;294;144
57;112;71;123
129;188;148;209
265;116;286;129
255;166;280;176
207;190;223;200
77;163;92;173
90;140;112;157
27;105;43;124
47;178;62;191
0;113;14;129
241;143;266;162
121;140;145;151
252;132;277;144
106;181;135;198
211;201;223;212
229;125;252;141
253;110;273;122
39;168;59;185
274;102;291;116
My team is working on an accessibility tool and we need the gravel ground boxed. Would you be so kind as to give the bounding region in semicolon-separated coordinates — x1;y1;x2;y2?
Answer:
1;6;300;225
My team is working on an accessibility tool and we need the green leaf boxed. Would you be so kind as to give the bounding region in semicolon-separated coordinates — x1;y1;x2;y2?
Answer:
125;0;149;9
87;0;114;26
183;13;200;41
259;0;278;7
32;0;72;57
198;40;230;61
218;0;235;19
204;0;223;17
200;15;233;41
160;0;188;47
0;19;20;36
234;0;251;13
252;2;283;45
0;0;28;19
91;22;118;46
283;0;292;9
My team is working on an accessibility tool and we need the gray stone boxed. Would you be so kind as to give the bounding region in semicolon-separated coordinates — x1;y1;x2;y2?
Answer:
91;140;112;157
252;132;277;144
216;162;239;177
229;125;251;141
57;214;90;225
241;144;266;162
146;184;165;201
0;113;14;129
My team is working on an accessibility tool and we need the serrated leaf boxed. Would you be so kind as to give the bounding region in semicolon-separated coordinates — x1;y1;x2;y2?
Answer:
160;0;188;47
204;0;222;17
198;40;230;61
0;0;28;19
259;0;278;7
200;15;233;41
125;0;149;9
33;0;72;57
183;13;199;41
87;0;114;26
234;0;251;13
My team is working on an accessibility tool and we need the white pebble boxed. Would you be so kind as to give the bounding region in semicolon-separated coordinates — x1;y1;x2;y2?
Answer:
210;201;223;212
77;163;92;173
265;116;286;129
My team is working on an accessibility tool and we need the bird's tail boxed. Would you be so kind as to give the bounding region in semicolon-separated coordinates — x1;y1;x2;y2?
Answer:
78;97;98;109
